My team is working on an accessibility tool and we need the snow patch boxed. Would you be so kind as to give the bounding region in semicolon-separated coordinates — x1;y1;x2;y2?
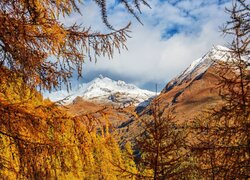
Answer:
43;75;156;107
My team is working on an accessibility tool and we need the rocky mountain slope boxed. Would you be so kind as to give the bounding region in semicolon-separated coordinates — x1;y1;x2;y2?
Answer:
117;45;234;141
156;45;232;121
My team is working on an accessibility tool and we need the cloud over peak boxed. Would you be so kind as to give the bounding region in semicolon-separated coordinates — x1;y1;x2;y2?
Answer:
61;0;232;91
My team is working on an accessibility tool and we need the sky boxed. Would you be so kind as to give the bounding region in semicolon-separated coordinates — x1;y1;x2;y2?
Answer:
61;0;232;91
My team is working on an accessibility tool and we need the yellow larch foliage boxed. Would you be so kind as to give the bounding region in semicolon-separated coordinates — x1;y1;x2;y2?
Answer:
0;77;136;179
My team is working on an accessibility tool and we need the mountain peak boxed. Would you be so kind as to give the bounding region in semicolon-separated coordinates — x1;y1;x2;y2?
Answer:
44;76;155;107
98;74;104;79
164;45;231;92
214;45;229;51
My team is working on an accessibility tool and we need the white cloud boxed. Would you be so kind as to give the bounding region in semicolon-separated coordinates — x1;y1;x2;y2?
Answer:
60;0;232;90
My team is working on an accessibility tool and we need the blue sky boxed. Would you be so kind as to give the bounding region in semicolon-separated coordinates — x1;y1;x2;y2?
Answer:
61;0;232;91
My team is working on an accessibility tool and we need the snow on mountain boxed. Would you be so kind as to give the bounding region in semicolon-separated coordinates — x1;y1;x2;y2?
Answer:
43;75;156;107
164;45;232;92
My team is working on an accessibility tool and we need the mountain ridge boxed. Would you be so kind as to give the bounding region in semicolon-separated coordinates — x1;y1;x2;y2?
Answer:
163;45;231;93
44;75;156;107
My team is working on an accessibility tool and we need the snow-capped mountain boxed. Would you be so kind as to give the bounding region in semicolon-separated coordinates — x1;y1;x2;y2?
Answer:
164;45;231;92
43;75;156;107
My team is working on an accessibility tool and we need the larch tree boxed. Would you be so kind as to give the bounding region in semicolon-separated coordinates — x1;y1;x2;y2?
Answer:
191;0;250;178
0;0;150;91
136;100;190;179
0;0;151;179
